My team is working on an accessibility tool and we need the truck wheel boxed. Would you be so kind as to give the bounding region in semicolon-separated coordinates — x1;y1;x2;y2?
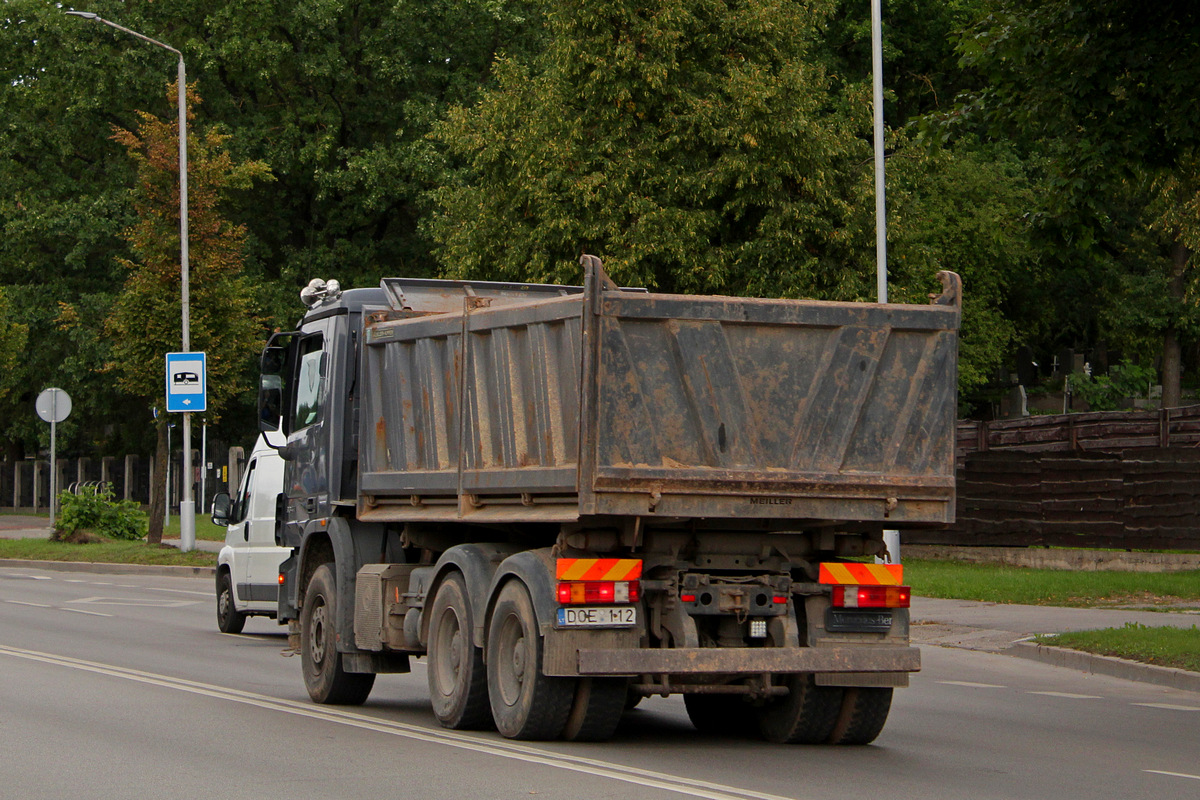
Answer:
486;580;573;740
828;687;893;745
301;563;375;705
561;678;627;742
684;694;755;736
757;675;844;744
216;570;247;634
427;573;493;730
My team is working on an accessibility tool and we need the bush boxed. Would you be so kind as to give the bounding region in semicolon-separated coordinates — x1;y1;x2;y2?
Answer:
1069;361;1156;412
54;484;147;541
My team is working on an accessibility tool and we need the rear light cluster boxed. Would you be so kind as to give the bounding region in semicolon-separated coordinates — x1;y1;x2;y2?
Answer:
831;585;911;609
557;581;640;604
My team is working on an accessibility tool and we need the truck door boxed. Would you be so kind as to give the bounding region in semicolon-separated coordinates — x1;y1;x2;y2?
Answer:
228;456;258;603
284;323;332;531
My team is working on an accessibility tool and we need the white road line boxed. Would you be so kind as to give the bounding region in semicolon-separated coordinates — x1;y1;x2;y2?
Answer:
148;587;212;597
61;608;113;618
6;600;51;608
0;644;797;800
1027;691;1102;700
1145;770;1200;781
1133;703;1200;712
937;680;1006;689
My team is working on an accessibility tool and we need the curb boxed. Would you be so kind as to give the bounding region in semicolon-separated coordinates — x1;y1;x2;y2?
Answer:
0;558;216;579
1008;641;1200;694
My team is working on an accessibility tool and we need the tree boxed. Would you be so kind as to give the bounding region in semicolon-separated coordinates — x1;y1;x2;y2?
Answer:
958;1;1200;405
100;84;269;543
428;0;879;299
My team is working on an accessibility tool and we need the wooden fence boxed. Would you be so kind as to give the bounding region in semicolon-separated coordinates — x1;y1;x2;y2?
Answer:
907;405;1200;550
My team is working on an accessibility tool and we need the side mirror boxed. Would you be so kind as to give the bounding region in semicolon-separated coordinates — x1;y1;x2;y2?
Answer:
211;492;232;527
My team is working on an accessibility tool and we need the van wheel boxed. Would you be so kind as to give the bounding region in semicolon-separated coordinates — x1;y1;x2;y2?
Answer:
216;571;246;634
486;580;573;740
428;573;493;729
301;563;375;705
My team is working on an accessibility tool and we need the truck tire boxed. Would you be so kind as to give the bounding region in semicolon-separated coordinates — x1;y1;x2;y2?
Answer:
486;580;573;740
684;694;755;736
427;573;493;730
828;687;893;745
757;675;844;744
301;563;375;705
216;570;247;634
561;678;626;742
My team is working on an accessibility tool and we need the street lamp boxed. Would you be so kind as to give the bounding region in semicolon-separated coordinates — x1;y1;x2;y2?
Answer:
67;10;196;552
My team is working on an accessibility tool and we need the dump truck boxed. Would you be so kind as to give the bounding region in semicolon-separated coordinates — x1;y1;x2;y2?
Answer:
258;255;960;743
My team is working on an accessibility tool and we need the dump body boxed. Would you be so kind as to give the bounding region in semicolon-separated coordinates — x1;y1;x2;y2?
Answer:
358;258;959;527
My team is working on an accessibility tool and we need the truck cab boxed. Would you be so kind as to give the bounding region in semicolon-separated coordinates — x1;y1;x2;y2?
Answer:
212;433;289;634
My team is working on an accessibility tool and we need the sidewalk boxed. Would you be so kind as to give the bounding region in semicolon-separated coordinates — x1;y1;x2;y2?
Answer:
911;596;1200;693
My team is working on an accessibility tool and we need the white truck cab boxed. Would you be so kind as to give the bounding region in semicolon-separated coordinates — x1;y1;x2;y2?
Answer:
211;433;288;633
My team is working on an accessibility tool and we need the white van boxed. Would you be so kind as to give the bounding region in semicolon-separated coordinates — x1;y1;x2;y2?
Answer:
211;433;289;633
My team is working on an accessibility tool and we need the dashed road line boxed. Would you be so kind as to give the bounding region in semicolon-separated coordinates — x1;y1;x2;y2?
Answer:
937;680;1006;689
1145;770;1200;782
1027;691;1102;700
1133;703;1200;712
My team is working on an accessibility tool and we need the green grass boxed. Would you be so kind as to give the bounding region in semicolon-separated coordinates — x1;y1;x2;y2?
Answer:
903;558;1200;607
1037;623;1200;673
0;537;217;567
161;512;226;542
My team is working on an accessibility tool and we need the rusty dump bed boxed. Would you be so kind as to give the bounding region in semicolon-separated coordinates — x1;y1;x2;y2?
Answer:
357;256;960;526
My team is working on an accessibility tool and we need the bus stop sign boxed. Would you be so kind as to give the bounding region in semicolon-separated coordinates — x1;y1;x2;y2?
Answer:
166;352;207;412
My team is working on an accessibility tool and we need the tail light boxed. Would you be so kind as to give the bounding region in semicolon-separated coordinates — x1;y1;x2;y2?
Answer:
556;581;640;604
831;585;911;609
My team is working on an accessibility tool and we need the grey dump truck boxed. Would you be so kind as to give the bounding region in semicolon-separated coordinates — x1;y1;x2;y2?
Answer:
259;255;960;744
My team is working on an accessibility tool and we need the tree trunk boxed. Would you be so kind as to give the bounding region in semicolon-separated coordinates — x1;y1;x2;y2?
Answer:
1162;241;1191;409
146;421;167;545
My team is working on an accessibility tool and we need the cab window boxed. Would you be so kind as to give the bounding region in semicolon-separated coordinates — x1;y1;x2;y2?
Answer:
293;335;326;430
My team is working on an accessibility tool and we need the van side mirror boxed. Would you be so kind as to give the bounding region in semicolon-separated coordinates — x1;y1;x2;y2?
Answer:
211;492;231;527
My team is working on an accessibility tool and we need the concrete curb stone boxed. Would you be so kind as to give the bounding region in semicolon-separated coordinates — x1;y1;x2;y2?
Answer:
1008;641;1200;694
0;558;216;579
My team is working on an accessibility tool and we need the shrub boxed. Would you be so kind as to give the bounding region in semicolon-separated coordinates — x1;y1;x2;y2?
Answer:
54;484;147;541
1069;361;1156;412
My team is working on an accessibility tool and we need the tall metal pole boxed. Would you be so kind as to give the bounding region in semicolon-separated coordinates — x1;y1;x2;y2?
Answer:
872;0;887;305
66;11;194;551
872;0;900;564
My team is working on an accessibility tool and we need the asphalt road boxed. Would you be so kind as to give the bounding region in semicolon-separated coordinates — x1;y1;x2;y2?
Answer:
2;565;1198;800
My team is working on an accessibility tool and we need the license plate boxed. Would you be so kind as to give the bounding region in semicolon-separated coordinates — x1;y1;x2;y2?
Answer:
556;606;637;628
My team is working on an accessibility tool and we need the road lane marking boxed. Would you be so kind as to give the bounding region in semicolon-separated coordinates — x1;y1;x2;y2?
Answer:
937;681;1006;689
0;644;797;800
61;608;113;618
1145;770;1200;781
1133;703;1200;712
6;600;51;608
148;587;212;597
1027;691;1102;700
67;596;200;608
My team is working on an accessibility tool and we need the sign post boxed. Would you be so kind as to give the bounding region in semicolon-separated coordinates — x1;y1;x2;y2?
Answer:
166;353;206;551
36;388;72;530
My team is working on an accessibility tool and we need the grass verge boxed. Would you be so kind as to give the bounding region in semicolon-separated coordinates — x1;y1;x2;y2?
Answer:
1036;623;1200;673
0;538;217;567
161;513;226;542
903;558;1200;607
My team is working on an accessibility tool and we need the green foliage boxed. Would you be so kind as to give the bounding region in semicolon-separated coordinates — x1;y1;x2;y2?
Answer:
1068;362;1157;412
54;484;147;541
429;0;877;299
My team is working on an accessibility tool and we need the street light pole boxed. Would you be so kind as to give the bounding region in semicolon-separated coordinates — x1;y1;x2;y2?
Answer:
67;11;195;551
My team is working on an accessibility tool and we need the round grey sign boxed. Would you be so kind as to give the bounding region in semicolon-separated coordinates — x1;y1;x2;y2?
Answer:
36;388;72;423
